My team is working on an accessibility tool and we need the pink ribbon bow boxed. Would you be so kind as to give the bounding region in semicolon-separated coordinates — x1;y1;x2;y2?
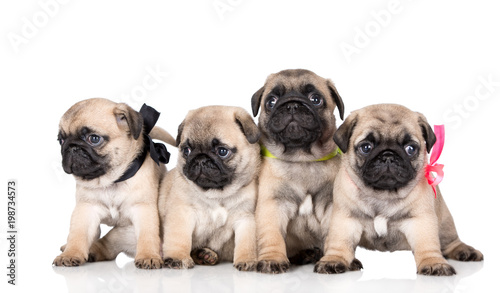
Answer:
425;125;445;198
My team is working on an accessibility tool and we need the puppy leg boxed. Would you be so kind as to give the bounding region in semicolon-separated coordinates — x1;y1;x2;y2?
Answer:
436;190;484;262
88;226;136;262
401;215;456;276
162;204;196;269
53;203;101;266
315;209;363;274
256;195;290;274
131;204;163;269
233;215;258;271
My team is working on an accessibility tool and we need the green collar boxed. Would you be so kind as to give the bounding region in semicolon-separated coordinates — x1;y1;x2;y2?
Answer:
260;145;342;162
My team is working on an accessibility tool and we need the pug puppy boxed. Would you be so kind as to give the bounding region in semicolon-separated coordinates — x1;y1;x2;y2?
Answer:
315;104;483;276
53;98;173;269
251;69;345;273
159;106;261;271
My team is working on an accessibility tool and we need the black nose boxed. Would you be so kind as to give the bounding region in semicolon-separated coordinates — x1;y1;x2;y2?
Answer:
193;155;210;165
380;151;395;163
286;102;300;114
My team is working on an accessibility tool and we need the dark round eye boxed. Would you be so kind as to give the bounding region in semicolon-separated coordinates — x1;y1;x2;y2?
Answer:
404;144;418;156
309;94;323;106
266;96;278;109
359;142;373;155
87;134;102;146
183;147;191;157
58;138;64;145
216;147;231;159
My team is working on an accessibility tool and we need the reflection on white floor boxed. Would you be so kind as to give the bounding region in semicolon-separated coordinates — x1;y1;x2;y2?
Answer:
52;251;486;293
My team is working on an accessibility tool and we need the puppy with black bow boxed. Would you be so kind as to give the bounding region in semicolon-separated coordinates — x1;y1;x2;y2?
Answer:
53;98;174;269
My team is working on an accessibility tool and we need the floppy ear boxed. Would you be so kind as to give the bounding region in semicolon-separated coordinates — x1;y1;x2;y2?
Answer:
175;121;185;147
327;80;345;120
333;114;357;153
235;109;261;144
251;86;265;117
114;103;143;140
417;114;436;153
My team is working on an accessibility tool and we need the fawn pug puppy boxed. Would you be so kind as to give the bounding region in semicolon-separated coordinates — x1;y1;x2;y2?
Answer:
53;98;174;269
251;69;345;273
159;106;261;271
315;104;483;276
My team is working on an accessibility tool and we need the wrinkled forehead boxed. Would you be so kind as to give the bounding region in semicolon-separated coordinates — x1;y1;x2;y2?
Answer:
265;71;328;95
59;104;117;135
182;109;243;146
353;108;421;146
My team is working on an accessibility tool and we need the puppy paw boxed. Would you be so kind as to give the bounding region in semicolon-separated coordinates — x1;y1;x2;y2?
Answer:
289;247;323;265
53;253;87;267
135;257;163;269
234;261;257;272
191;248;219;266
314;255;360;274
418;258;456;276
163;257;195;269
314;261;347;274
256;260;290;274
445;243;484;262
349;258;364;271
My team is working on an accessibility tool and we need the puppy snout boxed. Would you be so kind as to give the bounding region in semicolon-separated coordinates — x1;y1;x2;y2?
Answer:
380;151;396;164
188;154;217;176
286;102;300;114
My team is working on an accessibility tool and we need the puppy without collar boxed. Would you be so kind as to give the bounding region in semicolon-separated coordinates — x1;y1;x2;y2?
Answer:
316;104;483;276
159;106;261;271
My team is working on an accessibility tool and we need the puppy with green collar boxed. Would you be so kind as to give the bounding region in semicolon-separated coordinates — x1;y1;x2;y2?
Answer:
251;69;345;273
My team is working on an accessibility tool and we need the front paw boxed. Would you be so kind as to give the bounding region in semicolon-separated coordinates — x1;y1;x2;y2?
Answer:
418;258;456;276
314;256;362;274
445;243;484;262
163;257;195;269
256;260;290;274
191;248;219;266
314;260;347;274
53;253;87;267
234;261;257;272
135;257;163;269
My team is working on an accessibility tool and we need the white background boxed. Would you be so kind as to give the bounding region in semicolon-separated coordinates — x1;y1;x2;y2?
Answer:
1;1;499;292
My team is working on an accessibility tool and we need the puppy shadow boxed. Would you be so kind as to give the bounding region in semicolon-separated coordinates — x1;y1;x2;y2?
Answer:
53;259;258;293
313;260;484;293
53;259;164;293
52;258;484;293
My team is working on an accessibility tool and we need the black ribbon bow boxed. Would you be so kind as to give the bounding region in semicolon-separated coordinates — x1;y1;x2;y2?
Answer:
114;104;170;183
141;104;170;165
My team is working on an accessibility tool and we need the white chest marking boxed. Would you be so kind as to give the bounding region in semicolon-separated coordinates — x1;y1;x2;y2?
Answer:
109;206;119;221
211;206;228;228
373;216;388;237
299;195;313;216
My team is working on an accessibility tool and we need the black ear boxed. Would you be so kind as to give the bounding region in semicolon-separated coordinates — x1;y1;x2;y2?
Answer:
251;86;265;117
114;103;144;140
175;121;185;147
327;80;345;120
418;115;436;153
333;114;357;153
235;109;261;144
